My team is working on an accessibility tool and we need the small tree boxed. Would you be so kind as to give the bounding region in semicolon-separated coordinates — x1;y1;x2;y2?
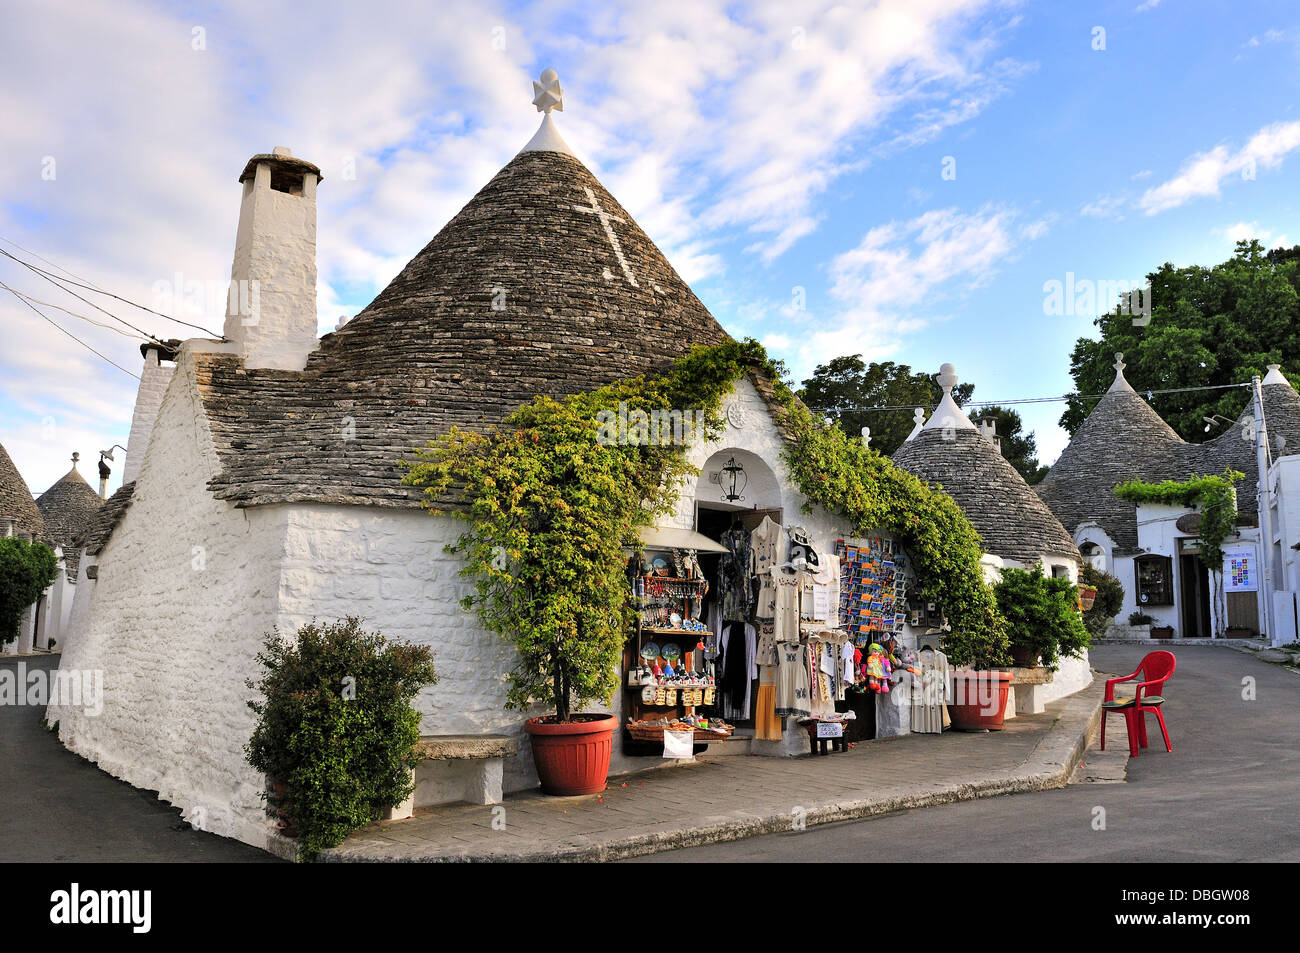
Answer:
405;380;697;723
245;618;437;861
0;537;58;647
1079;563;1124;639
994;566;1090;670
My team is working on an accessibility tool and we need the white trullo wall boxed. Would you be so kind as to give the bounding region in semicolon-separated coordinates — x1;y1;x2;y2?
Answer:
48;352;287;847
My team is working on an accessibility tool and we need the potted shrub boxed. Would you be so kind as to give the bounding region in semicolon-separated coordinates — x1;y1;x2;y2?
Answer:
1149;622;1174;640
936;577;1015;731
994;566;1091;672
245;617;437;860
1079;564;1124;640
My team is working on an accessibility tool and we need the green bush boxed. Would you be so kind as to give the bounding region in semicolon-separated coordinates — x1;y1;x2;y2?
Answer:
994;566;1090;670
0;537;58;646
245;617;437;861
1079;564;1124;639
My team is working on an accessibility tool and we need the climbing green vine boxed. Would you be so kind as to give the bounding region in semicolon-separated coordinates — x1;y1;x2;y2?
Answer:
1114;468;1244;639
1113;469;1244;567
404;339;1010;720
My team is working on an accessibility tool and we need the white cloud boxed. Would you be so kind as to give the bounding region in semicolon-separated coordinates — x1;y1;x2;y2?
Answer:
0;0;1026;488
774;204;1029;378
1136;0;1163;12
1216;222;1289;249
1138;121;1300;214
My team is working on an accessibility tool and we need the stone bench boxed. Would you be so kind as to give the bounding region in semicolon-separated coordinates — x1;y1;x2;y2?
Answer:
384;734;518;821
1007;666;1055;716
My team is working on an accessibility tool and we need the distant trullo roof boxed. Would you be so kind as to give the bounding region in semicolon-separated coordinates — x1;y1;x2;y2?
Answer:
36;454;103;580
1036;356;1300;554
892;365;1080;566
1034;353;1184;554
195;70;731;508
0;441;45;541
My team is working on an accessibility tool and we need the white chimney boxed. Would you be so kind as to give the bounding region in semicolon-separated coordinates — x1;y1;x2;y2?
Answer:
123;342;177;484
222;146;321;371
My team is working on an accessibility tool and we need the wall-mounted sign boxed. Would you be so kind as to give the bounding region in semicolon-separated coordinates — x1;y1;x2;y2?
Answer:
1223;549;1257;593
1176;513;1203;535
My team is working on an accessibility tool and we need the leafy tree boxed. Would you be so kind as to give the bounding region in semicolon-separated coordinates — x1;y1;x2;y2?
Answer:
1061;240;1300;439
798;356;974;456
0;538;58;646
967;404;1047;484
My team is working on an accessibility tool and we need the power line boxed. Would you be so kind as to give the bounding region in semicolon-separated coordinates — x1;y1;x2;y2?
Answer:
0;246;164;342
0;279;141;380
0;241;221;337
4;287;149;340
835;381;1253;414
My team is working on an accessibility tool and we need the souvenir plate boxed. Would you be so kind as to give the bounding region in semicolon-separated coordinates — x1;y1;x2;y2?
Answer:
661;642;681;661
640;642;661;660
650;555;671;577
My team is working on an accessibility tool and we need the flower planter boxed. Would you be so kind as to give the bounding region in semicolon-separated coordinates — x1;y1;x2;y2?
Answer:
948;671;1014;731
270;779;297;838
1078;585;1098;611
525;713;617;795
1010;643;1039;668
1149;625;1174;640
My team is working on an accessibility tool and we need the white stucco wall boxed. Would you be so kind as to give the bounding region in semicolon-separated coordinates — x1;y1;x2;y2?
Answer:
48;352;287;848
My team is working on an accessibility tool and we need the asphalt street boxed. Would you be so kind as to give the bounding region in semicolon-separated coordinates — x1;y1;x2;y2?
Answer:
4;644;1293;862
0;654;277;862
633;644;1300;862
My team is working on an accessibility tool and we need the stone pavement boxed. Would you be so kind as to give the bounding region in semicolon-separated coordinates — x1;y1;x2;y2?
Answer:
323;677;1105;863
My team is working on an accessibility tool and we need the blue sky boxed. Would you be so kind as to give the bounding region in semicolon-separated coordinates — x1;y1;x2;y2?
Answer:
2;0;1298;495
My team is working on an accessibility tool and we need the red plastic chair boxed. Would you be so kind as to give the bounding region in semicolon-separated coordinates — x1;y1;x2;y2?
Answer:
1101;650;1175;757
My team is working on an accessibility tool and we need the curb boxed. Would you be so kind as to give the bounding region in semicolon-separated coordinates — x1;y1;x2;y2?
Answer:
322;680;1106;863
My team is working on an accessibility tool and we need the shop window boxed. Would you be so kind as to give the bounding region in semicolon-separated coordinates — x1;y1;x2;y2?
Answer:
1134;554;1174;606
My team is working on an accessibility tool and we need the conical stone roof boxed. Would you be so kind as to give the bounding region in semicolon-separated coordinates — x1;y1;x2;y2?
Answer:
197;107;731;507
1035;355;1185;553
37;459;103;580
1179;366;1300;509
894;427;1081;566
0;441;45;540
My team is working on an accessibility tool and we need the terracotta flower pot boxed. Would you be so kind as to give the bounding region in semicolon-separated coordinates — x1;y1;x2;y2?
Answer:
270;780;297;838
948;671;1014;731
1078;585;1098;611
525;713;617;795
1010;643;1039;668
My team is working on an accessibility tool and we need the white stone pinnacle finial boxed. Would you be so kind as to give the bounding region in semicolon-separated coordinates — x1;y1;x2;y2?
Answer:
272;146;292;157
861;426;871;448
937;362;959;393
922;362;977;434
913;407;926;426
71;451;80;468
1262;363;1292;388
532;69;564;114
1108;351;1136;394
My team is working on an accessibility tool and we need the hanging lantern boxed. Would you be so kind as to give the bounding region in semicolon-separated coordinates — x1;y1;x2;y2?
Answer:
721;455;747;502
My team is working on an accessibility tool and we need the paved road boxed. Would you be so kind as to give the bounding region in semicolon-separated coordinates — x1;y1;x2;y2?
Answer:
633;644;1300;862
0;654;277;862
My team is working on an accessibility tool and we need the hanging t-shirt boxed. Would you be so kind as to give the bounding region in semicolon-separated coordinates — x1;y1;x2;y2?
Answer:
750;516;783;618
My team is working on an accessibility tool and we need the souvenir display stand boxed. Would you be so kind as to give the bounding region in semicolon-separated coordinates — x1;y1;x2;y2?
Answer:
624;547;735;744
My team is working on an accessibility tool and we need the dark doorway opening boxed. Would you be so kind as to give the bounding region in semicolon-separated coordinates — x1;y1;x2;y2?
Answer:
1179;551;1212;637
